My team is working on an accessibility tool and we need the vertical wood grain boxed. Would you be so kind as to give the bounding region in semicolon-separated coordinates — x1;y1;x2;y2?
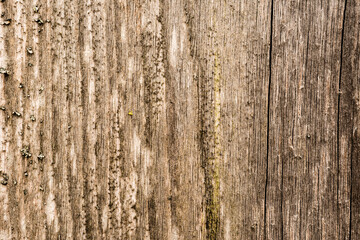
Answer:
0;0;358;239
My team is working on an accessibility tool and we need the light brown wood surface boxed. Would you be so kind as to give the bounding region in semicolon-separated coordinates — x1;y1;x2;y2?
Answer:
0;0;358;239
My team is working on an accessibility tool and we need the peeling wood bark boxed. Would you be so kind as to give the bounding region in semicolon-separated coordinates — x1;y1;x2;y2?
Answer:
0;0;358;239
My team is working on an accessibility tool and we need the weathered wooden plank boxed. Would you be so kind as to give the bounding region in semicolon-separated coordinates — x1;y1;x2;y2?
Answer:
266;0;349;239
0;0;358;239
215;1;271;239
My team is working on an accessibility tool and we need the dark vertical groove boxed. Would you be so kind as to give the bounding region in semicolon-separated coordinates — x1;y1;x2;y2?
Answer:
337;0;347;238
77;0;91;236
194;1;220;239
299;199;302;240
349;130;353;239
280;152;284;240
264;0;274;239
159;1;176;238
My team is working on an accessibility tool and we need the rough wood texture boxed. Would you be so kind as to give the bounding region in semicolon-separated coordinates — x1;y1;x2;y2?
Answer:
0;0;358;239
